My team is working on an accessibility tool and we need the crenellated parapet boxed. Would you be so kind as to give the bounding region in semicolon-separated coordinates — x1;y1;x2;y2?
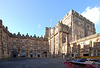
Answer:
61;9;94;26
10;33;47;40
71;9;94;26
61;9;74;21
46;21;69;39
0;19;48;41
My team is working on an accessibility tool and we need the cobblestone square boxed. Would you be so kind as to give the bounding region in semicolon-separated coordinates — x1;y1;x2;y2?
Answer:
0;58;66;68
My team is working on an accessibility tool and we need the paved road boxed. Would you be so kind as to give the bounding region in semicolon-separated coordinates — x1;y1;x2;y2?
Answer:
0;58;66;68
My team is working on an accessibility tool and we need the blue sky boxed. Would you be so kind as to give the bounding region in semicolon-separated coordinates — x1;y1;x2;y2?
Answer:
0;0;100;37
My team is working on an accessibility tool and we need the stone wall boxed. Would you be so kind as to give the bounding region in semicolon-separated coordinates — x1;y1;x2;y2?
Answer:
0;20;49;59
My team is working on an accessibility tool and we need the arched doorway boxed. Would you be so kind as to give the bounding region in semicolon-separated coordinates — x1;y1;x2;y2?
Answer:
37;50;41;58
21;50;26;57
44;51;47;58
29;50;34;57
12;50;18;57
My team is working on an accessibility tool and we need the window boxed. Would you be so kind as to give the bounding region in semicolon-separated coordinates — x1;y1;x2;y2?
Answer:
56;50;58;54
3;42;5;47
83;54;89;56
31;45;32;46
87;25;89;30
84;43;85;48
44;47;46;50
18;47;20;51
78;22;81;25
38;42;39;44
22;40;25;43
72;54;74;57
63;37;66;43
22;46;25;49
37;47;40;50
30;50;33;53
91;27;92;32
13;39;16;42
30;40;32;43
2;49;4;54
7;45;9;54
94;50;96;56
97;50;100;56
13;45;16;49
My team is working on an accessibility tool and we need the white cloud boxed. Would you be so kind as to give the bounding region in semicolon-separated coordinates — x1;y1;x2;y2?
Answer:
81;7;100;24
38;24;41;28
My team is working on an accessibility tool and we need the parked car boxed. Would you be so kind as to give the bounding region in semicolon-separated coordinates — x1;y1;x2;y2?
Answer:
64;58;98;68
20;52;26;57
72;58;87;63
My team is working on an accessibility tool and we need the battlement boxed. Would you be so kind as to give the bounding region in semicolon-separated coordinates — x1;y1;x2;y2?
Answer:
45;27;52;29
72;10;94;25
0;19;48;40
46;21;69;37
61;9;74;21
61;9;94;26
10;32;47;40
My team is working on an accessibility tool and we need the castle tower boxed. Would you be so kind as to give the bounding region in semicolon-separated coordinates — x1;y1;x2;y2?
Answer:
44;27;51;38
61;9;96;41
48;9;96;59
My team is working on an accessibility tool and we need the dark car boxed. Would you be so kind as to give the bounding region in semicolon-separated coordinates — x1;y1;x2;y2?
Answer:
72;58;87;63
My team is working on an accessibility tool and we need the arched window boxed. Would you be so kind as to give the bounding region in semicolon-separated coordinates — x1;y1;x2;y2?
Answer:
94;50;96;56
22;40;25;43
37;47;40;50
13;39;16;42
18;47;20;51
13;45;16;49
44;47;46;50
22;46;25;49
97;50;100;56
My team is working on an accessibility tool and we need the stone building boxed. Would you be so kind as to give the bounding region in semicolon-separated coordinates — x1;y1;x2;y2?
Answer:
0;9;100;59
70;33;100;58
0;20;49;59
46;9;99;59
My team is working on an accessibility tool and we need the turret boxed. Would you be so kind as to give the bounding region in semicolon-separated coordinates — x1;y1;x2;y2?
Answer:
0;19;2;27
44;27;50;38
58;21;63;32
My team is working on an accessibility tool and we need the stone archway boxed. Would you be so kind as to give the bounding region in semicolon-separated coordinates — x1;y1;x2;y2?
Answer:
21;50;26;57
12;50;18;57
29;50;34;57
44;51;47;58
37;50;41;58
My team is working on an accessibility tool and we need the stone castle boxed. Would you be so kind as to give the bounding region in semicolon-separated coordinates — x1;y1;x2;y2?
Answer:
0;9;100;59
